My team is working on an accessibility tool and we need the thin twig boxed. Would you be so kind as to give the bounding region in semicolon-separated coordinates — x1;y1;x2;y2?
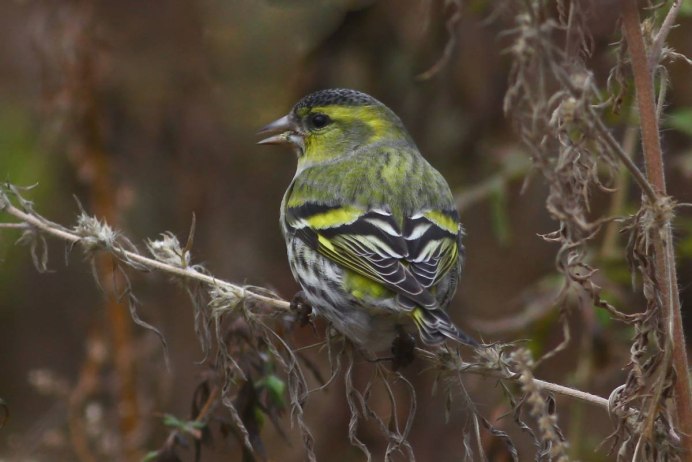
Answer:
1;201;291;311
551;66;658;202
590;110;658;202
600;126;639;258
416;0;462;81
533;379;608;410
468;283;558;334
1;192;615;418
455;154;531;213
418;348;611;412
0;222;29;229
648;0;683;72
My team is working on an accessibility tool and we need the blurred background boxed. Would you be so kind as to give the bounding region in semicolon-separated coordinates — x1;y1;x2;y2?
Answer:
1;0;691;461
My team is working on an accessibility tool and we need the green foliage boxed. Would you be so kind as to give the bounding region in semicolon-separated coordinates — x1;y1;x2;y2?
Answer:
161;414;206;434
666;107;692;137
0;107;58;303
680;0;692;17
256;373;287;409
0;107;52;188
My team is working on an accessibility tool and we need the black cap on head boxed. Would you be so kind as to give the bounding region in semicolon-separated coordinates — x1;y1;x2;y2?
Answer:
293;89;379;111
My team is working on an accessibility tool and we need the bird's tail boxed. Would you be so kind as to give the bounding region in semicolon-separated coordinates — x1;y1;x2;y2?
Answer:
412;307;479;347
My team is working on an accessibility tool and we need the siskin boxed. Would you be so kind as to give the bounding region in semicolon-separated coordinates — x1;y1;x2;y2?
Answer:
259;89;477;365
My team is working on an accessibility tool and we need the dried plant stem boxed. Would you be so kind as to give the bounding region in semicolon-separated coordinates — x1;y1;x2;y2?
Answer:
456;358;610;411
43;1;142;456
1;196;616;416
533;378;608;410
551;65;658;201
416;0;462;80
648;0;683;72
591;114;658;202
1;200;291;311
620;0;692;456
621;0;666;192
0;222;29;229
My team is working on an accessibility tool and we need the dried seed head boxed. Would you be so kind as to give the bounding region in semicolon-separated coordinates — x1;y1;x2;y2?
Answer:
73;213;118;253
147;232;189;268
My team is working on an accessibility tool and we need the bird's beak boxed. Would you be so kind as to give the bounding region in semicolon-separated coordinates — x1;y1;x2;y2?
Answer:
257;114;297;145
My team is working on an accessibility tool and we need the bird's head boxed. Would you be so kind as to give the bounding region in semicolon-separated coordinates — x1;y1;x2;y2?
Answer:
258;89;412;168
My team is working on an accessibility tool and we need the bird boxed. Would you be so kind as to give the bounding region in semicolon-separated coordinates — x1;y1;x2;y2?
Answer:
258;88;477;365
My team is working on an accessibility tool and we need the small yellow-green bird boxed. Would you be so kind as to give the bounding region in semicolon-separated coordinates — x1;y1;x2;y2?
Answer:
259;89;477;363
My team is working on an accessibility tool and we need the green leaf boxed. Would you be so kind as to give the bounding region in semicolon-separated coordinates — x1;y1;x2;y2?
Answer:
256;373;286;408
162;414;205;432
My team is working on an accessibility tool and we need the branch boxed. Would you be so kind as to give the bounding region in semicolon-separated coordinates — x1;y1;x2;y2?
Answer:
0;196;290;312
648;0;683;72
418;347;611;414
590;112;658;202
533;378;608;409
621;1;666;193
0;185;616;421
0;222;30;229
416;0;462;81
620;0;692;456
455;153;531;213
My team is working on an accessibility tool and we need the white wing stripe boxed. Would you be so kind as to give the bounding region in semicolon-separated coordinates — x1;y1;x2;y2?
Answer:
412;239;446;262
342;235;404;259
405;223;432;240
364;218;400;236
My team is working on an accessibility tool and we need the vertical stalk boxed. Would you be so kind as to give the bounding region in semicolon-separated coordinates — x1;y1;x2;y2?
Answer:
43;1;142;459
74;18;142;462
620;0;692;455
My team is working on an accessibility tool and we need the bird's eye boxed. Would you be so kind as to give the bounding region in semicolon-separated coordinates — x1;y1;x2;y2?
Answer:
309;113;331;129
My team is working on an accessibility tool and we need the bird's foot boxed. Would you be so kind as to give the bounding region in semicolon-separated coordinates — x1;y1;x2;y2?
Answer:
390;329;416;371
290;291;314;328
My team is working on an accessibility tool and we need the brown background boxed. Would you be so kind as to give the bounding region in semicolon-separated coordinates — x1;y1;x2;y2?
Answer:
1;1;691;461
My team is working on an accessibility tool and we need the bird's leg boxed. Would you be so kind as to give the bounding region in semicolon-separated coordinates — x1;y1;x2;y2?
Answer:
290;291;314;328
390;327;416;371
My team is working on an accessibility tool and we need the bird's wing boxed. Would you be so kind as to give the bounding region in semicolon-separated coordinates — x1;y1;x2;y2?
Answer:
285;203;461;310
402;209;461;290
